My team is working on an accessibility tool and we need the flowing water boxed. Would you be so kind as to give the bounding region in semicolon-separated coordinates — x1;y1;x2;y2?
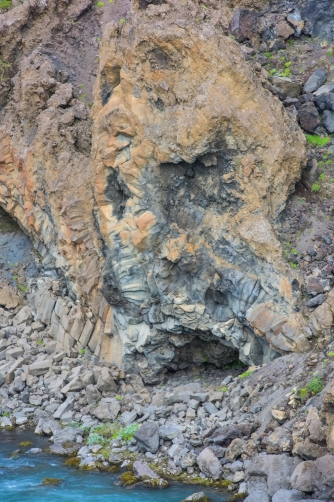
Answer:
0;430;229;502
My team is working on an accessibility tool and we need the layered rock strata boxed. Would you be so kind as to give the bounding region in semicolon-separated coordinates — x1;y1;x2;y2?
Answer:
0;0;308;381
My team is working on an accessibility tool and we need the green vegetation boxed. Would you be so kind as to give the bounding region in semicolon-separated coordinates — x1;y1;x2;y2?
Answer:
299;377;324;399
115;395;122;401
239;370;255;379
311;183;321;193
97;1;104;6
319;173;326;181
290;262;298;269
120;18;125;24
90;422;139;444
265;52;272;58
306;134;331;147
87;433;106;446
37;340;43;346
80;349;85;355
3;411;10;417
328;352;334;357
0;1;12;10
218;387;228;392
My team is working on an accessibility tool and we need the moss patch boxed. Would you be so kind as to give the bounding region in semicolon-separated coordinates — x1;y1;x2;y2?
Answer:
42;478;63;486
120;471;138;486
19;441;33;447
64;457;81;467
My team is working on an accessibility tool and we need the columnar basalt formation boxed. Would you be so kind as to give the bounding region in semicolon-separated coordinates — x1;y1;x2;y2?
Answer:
92;0;307;381
0;0;309;382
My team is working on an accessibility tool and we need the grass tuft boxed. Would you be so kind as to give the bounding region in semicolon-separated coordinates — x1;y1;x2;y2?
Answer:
306;134;331;147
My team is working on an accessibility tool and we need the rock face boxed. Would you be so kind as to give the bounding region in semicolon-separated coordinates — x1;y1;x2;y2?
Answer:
0;0;306;381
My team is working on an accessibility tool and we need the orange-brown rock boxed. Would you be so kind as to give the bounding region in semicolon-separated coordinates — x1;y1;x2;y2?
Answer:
0;0;308;381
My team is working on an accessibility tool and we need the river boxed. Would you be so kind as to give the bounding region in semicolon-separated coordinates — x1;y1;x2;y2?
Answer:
0;430;229;502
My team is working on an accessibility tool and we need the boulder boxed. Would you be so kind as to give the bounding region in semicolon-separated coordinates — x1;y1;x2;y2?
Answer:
246;454;301;496
86;384;102;405
196;447;222;480
225;438;245;462
132;461;159;480
230;8;259;42
28;360;52;376
181;493;209;502
97;367;117;393
272;489;303;502
159;423;184;440
134;422;159;453
244;492;269;502
323;110;334;133
304;69;328;93
93;398;120;420
271;77;301;98
298;102;320;132
290;460;316;492
264;427;293;454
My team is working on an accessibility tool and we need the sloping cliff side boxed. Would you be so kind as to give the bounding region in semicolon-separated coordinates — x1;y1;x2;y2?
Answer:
0;0;307;381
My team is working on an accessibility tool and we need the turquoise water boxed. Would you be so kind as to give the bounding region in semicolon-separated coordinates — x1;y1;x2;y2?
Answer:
0;430;228;502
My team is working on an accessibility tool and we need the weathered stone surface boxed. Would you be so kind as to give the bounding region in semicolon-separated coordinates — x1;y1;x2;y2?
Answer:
304;69;328;93
298;102;320;132
272;490;303;502
290;461;316;492
134;422;160;453
0;0;307;380
246;454;301;496
93;398;120;420
133;461;159;480
271;77;301;98
197;448;222;480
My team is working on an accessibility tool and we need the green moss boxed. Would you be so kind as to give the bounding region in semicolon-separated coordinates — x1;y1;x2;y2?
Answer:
311;183;321;193
306;134;331;147
120;471;137;486
239;370;255;379
228;494;246;501
0;0;12;10
328;352;334;357
19;441;33;447
42;478;63;486
299;377;324;399
64;457;81;467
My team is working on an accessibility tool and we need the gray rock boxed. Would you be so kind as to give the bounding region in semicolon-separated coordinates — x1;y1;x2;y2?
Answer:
246;454;301;496
28;360;52;376
304;69;328;93
86;384;102;405
53;427;78;444
197;447;222;480
53;397;75;420
134;422;160;453
28;448;43;454
97;367;117;393
315;93;334;111
93;398;120;420
181;493;209;502
306;294;326;308
272;489;303;502
244;492;269;502
323;110;334;133
290;460;315;492
314;83;334;96
120;409;137;425
298;102;320;133
159;423;184;440
203;402;218;415
133;460;159;479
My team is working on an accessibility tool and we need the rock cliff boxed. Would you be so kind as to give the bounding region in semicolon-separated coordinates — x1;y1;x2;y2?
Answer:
0;0;308;381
